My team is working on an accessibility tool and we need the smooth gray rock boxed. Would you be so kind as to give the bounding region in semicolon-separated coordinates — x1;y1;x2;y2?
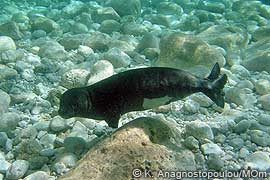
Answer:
225;87;257;107
109;0;141;17
244;151;270;171
250;130;270;146
0;89;10;116
23;171;54;180
50;116;67;132
87;60;114;85
185;120;214;141
207;154;224;171
6;160;29;180
54;153;78;168
254;79;270;95
99;20;121;34
0;22;22;40
183;136;199;150
233;120;250;134
201;142;224;156
61;69;90;89
258;94;270;111
92;7;120;23
229;137;244;150
0;160;11;174
0;112;20;132
38;41;67;60
104;48;131;68
0;36;16;53
258;114;270;126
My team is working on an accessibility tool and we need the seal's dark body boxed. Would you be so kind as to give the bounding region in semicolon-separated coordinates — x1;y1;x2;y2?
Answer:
59;65;227;128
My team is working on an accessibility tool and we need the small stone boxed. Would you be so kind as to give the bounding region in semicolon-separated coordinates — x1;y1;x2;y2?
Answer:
229;137;244;150
254;79;270;95
54;153;78;168
99;20;121;34
225;87;257;107
40;134;56;149
245;151;270;171
109;0;141;17
231;65;250;77
207;154;224;171
87;60;114;85
29;156;49;170
50;116;67;132
239;147;249;158
104;48;131;68
0;89;10;116
250;130;270;146
92;7;120;23
258;94;270;111
0;160;11;174
23;171;53;180
190;93;213;107
38;41;67;60
0;112;20;132
215;134;226;144
6;160;29;180
32;17;59;33
71;23;88;34
183;136;199;150
258;114;270;126
53;162;67;175
185;120;214;141
233;120;250;134
0;22;22;40
183;100;200;114
0;132;8;147
61;69;90;89
201;142;224;156
77;45;94;57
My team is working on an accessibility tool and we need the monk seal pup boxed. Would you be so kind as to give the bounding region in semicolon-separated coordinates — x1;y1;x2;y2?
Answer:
58;63;227;128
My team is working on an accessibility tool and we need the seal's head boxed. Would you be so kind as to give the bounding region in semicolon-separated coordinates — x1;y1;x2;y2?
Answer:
58;88;91;119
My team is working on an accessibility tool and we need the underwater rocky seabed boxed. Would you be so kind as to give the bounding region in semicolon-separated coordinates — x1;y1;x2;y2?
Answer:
0;0;270;179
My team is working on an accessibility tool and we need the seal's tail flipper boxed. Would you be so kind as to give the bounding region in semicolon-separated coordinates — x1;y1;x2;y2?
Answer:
204;63;228;108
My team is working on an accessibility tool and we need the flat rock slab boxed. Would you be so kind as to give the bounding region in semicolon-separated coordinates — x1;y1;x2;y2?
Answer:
59;117;195;180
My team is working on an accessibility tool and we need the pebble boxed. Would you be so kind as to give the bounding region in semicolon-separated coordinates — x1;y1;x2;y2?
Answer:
0;160;11;174
258;94;270;111
40;134;56;149
50;116;67;132
54;153;78;168
250;130;270;147
183;100;200;114
0;36;16;53
0;89;10;116
185;120;214;141
0;132;8;146
23;171;54;180
239;147;250;158
6;160;29;180
61;68;90;89
201;142;224;156
244;151;270;171
254;79;270;95
233;120;250;134
258;114;270;126
87;60;114;85
104;48;132;68
184;136;199;150
0;112;20;132
0;64;18;81
229;137;244;150
207;154;224;171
